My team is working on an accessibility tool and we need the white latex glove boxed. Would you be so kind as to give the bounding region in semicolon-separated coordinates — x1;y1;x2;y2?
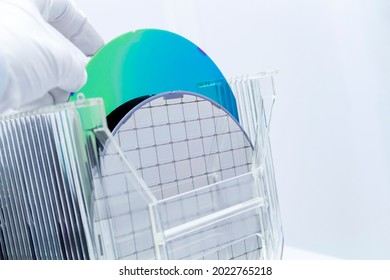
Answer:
0;0;104;113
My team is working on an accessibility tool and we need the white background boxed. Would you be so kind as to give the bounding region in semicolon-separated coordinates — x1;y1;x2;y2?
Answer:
76;0;390;259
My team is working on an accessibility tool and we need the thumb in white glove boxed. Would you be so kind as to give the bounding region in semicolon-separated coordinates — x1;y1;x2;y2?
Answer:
0;0;104;113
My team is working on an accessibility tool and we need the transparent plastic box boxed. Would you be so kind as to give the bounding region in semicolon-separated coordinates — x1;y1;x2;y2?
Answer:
0;72;283;260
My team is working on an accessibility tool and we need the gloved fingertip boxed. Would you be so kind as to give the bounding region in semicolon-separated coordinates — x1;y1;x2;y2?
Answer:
72;21;105;56
45;0;105;56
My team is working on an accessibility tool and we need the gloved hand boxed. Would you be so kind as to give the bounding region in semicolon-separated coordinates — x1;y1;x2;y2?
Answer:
0;0;104;113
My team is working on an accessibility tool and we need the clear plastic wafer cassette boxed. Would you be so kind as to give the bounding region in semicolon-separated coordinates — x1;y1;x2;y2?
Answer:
0;72;283;260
